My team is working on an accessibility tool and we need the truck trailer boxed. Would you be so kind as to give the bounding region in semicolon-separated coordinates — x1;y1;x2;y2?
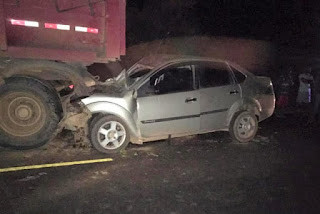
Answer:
0;0;126;149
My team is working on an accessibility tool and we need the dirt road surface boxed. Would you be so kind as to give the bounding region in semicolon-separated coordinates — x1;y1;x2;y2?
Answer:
0;116;319;214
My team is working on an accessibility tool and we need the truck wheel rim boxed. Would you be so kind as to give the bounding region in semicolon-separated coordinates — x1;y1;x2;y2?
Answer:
97;121;126;150
236;114;256;139
0;92;46;137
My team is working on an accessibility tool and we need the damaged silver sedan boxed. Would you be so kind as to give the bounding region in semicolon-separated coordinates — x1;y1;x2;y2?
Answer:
81;55;275;154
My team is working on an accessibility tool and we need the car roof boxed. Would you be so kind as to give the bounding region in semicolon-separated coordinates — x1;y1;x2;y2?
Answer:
137;54;227;68
133;54;252;76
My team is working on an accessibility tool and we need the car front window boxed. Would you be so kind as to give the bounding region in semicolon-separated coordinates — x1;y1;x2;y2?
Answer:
138;64;194;97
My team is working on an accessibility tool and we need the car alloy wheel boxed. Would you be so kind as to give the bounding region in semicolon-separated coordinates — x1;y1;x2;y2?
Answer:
97;121;126;150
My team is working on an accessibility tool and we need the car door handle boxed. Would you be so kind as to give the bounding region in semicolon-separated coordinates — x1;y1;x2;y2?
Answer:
230;90;239;95
185;97;197;103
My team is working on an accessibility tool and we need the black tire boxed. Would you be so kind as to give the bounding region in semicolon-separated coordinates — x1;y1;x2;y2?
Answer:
229;111;258;143
0;77;61;149
90;115;130;154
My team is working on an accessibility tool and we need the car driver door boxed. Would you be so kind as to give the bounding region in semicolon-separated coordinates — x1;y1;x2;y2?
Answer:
136;63;200;139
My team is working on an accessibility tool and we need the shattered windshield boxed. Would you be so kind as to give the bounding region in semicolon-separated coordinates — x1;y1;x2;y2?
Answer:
127;68;151;86
116;64;153;88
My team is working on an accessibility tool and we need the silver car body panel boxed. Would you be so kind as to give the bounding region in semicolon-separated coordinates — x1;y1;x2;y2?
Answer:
200;85;241;131
82;92;141;143
82;55;275;144
137;90;200;138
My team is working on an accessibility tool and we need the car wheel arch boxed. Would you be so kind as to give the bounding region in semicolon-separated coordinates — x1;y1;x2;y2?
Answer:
86;102;140;141
227;98;261;126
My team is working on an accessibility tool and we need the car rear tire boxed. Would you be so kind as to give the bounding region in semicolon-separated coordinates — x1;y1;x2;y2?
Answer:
229;111;258;143
89;115;130;154
0;77;61;149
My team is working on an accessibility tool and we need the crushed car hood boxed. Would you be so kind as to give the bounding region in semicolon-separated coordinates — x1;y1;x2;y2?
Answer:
81;91;133;112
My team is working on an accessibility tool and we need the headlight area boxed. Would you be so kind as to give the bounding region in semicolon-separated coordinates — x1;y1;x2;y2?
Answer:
63;100;92;131
55;98;92;147
57;99;92;146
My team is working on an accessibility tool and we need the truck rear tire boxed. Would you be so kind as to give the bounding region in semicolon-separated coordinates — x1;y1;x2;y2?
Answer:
0;77;61;149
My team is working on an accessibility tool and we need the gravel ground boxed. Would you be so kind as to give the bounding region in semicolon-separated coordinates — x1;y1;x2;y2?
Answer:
0;116;319;214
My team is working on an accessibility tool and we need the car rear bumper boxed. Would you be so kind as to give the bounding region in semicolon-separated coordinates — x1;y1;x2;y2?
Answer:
258;95;275;121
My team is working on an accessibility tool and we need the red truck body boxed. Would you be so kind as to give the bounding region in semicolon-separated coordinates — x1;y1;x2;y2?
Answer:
0;0;127;149
0;0;126;64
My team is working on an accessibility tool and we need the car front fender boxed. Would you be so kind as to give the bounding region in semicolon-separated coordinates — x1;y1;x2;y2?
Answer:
86;101;140;142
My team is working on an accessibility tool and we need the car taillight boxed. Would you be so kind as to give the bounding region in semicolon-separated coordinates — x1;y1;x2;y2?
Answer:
265;83;274;95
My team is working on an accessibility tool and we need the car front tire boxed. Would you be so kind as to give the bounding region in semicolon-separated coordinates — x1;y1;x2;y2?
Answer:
89;115;130;154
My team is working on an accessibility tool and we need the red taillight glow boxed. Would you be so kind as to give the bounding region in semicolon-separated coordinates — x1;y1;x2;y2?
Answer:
10;19;39;27
68;85;74;89
45;23;70;31
87;28;99;34
75;26;99;34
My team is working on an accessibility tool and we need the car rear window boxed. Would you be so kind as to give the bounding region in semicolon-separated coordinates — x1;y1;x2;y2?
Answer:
198;63;232;88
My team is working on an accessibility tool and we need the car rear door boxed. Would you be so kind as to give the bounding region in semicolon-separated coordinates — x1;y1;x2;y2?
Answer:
197;62;241;131
136;63;200;139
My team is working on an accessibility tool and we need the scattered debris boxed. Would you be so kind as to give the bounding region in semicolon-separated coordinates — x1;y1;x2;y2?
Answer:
147;152;159;157
260;136;270;142
100;171;109;175
94;171;109;176
18;172;47;182
253;135;274;145
120;150;128;158
252;138;261;143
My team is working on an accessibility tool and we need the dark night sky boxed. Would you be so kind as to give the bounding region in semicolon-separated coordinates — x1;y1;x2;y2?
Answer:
127;0;320;50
